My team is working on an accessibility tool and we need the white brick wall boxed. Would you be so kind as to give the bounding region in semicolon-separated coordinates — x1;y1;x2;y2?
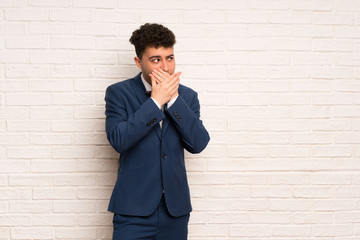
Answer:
1;0;360;239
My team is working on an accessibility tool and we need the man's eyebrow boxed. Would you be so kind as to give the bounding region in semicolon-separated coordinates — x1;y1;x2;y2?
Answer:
148;54;174;60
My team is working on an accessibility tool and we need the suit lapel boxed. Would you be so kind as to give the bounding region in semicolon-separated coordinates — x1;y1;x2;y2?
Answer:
130;73;161;139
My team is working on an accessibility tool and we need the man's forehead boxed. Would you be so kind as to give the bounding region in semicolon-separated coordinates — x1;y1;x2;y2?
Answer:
144;46;174;56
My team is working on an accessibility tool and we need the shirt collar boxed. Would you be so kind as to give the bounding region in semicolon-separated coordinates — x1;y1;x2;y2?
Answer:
140;73;152;92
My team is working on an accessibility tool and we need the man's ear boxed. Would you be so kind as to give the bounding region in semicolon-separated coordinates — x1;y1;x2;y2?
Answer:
134;57;142;70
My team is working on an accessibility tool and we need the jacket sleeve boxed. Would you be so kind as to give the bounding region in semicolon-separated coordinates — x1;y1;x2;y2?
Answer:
105;85;165;153
166;92;210;154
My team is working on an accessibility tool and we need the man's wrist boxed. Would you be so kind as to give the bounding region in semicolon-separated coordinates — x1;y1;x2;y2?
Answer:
151;97;162;109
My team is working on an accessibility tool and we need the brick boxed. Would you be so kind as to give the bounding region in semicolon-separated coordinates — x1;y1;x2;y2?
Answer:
334;106;360;117
10;201;52;213
291;0;333;10
74;133;107;145
313;200;354;211
52;93;94;105
54;174;96;186
51;37;94;49
6;36;49;49
0;23;26;35
189;225;228;237
77;187;112;200
0;175;6;186
335;132;360;144
95;38;131;50
6;65;49;78
209;186;250;198
0;201;9;213
97;173;116;186
0;189;32;200
335;212;360;223
5;9;48;21
30;106;73;119
292;53;332;65
290;133;332;144
7;120;50;132
29;23;72;35
30;133;73;145
336;54;360;66
314;13;354;25
34;215;76;226
228;67;268;79
273;226;312;237
313;225;353;237
74;23;119;36
29;50;71;64
335;187;360;198
12;227;55;239
0;80;27;92
251;186;292;198
51;120;96;132
33;188;76;200
207;0;247;9
73;0;117;8
291;106;331;119
269;120;310;131
0;0;25;7
248;133;289;144
51;66;93;78
335;0;360;11
29;79;73;92
6;93;50;106
269;11;311;24
313;146;352;157
270;199;311;211
53;200;97;213
29;0;71;7
228;11;268;23
140;11;183;24
230;225;272;237
9;175;52;187
0;160;29;173
0;133;28;145
270;39;312;51
31;160;77;173
270;67;311;79
52;146;95;159
293;25;333;37
74;106;105;119
165;0;205;9
291;80;332;92
250;212;291;224
78;214;112;226
249;25;292;37
313;39;353;52
94;10;137;23
78;159;118;172
73;51;117;64
7;147;51;159
184;11;225;24
50;8;90;22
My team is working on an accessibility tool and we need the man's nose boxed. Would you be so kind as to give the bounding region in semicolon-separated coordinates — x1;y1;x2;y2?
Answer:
160;61;169;72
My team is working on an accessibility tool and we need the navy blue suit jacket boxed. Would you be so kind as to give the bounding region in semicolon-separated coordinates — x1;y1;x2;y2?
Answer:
105;73;210;217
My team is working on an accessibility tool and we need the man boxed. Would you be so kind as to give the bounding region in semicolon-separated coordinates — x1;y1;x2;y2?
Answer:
104;23;210;240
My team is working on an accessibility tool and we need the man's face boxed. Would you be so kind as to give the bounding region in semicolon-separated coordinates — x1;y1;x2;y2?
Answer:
134;46;175;85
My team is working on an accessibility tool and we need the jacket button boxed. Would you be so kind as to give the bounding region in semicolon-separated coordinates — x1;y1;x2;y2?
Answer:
162;154;167;159
153;118;157;121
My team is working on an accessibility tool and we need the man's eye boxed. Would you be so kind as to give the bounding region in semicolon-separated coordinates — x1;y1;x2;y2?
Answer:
152;58;160;63
168;56;174;61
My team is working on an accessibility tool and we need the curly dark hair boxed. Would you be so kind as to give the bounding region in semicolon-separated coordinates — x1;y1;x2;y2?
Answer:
129;23;176;59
